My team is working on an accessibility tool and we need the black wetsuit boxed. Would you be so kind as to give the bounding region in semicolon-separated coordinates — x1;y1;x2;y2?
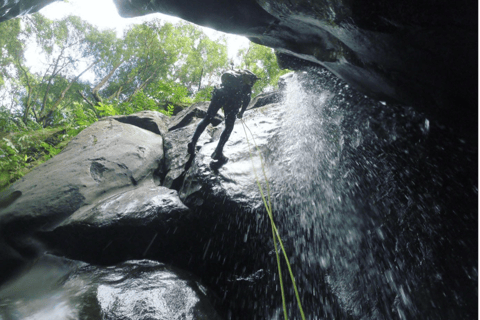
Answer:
189;84;251;160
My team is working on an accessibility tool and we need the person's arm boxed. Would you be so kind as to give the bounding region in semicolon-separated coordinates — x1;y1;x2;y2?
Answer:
237;87;251;119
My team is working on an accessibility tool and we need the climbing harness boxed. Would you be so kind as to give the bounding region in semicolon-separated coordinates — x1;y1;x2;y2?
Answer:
240;118;305;320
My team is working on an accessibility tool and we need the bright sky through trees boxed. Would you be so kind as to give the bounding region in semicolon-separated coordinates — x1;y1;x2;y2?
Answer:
38;0;250;61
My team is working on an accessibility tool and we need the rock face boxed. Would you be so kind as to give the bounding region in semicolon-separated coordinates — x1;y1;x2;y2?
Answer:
108;110;170;136
0;118;164;232
170;71;476;319
0;0;55;21
246;90;282;111
0;255;222;320
0;109;226;317
167;102;223;132
0;116;165;280
39;185;195;265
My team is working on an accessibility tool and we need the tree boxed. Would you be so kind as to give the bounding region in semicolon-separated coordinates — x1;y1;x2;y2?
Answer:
237;42;290;96
169;22;228;93
0;18;23;87
0;13;234;130
7;14;102;127
82;19;229;113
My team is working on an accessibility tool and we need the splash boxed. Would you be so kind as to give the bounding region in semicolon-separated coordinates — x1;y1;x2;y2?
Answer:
267;70;476;319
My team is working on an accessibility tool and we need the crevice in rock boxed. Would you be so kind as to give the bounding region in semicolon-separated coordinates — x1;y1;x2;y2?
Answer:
152;160;164;186
89;161;107;183
169;154;195;192
112;116;162;135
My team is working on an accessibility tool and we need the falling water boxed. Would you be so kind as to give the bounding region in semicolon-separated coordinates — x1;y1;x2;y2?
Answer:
267;70;476;319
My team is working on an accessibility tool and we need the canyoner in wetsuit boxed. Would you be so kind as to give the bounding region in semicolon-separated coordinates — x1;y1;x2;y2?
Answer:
187;69;260;163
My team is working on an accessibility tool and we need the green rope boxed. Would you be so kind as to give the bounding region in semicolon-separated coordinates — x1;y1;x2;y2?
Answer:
240;119;305;320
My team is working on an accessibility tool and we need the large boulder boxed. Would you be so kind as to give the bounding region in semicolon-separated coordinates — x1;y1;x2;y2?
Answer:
0;255;223;319
38;184;195;265
0;118;164;232
246;90;282;111
169;103;290;319
108;110;170;136
0;116;166;279
168;101;223;132
179;103;282;209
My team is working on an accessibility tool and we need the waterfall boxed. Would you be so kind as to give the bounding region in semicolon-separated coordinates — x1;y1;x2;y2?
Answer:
267;70;476;319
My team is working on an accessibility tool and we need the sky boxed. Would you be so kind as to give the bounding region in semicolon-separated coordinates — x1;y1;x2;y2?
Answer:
37;0;251;61
0;0;251;108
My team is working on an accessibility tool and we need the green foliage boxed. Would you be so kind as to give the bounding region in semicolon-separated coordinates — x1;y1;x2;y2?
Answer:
237;43;290;96
193;86;214;103
162;104;175;117
94;102;118;117
72;103;97;126
0;138;26;187
0;107;22;132
40;141;61;160
149;80;193;105
119;84;186;117
0;18;23;88
0;128;72;190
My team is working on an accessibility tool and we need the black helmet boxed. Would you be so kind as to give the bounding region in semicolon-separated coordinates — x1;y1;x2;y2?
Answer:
240;69;261;86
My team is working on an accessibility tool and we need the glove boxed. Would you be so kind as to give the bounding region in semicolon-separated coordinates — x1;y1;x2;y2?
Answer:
237;112;244;119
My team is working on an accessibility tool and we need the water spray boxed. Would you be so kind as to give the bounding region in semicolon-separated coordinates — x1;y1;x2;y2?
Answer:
240;118;305;320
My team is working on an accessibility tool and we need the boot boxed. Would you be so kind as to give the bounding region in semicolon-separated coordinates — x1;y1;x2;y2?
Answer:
211;150;229;163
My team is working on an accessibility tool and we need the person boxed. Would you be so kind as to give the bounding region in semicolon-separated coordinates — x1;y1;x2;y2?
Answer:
187;69;260;163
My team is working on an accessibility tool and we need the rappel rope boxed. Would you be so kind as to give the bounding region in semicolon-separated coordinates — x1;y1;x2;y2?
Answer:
240;118;305;320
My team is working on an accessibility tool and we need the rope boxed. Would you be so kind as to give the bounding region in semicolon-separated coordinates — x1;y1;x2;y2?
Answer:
240;118;305;320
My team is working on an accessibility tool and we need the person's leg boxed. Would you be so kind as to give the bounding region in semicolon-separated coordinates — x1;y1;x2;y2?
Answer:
188;102;220;154
211;111;236;161
188;117;210;154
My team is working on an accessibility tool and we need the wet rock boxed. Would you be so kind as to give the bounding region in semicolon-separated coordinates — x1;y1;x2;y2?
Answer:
172;103;289;319
278;72;294;91
165;72;476;319
0;117;164;280
108;110;170;136
0;118;164;232
0;255;223;320
179;103;283;210
38;185;194;265
168;101;223;132
0;0;54;21
246;90;281;111
163;92;279;188
162;121;214;189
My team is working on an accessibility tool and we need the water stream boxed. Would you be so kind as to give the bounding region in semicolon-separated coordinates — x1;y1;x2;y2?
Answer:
267;70;476;319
